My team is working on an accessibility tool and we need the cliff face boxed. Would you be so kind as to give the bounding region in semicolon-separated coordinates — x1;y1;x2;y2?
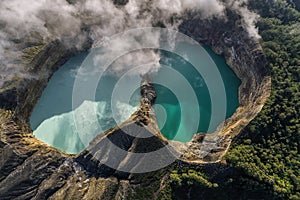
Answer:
0;9;271;200
178;11;271;162
0;82;172;199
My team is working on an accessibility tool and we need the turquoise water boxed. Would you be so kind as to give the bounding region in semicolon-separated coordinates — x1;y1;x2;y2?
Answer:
30;52;141;154
30;43;240;154
153;44;241;142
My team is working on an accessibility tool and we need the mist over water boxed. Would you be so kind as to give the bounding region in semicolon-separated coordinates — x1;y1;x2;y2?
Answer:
30;41;240;153
30;52;141;154
0;0;259;88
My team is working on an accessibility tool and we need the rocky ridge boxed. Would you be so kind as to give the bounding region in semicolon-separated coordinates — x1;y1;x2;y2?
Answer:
0;9;271;200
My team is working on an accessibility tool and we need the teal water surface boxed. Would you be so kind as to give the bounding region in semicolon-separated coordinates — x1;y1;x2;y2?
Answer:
30;43;240;154
30;52;141;154
153;43;241;142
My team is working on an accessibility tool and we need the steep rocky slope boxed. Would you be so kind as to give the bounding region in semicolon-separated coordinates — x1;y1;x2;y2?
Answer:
0;8;271;200
178;10;271;162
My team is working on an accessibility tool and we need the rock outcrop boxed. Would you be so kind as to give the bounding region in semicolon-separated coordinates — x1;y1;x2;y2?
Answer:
76;79;175;177
177;10;271;162
0;8;271;200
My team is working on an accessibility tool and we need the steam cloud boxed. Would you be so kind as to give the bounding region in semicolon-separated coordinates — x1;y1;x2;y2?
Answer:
0;0;259;86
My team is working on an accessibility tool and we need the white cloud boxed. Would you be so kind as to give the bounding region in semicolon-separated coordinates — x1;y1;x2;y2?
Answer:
0;0;260;87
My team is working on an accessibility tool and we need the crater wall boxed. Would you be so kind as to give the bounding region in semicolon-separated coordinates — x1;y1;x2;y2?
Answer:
0;9;271;199
177;12;271;162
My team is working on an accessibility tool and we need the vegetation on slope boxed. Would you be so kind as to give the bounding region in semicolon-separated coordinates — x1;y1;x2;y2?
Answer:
163;1;300;199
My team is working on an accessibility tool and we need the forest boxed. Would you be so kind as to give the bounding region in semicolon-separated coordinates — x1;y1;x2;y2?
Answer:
163;0;300;199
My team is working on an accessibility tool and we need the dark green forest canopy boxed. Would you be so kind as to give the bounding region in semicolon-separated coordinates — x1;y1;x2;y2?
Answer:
164;1;300;199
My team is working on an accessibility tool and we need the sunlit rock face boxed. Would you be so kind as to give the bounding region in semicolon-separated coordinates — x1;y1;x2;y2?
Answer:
177;14;271;162
29;42;241;154
0;3;271;200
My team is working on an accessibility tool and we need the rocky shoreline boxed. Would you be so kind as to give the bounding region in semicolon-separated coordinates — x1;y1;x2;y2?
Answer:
0;10;271;199
178;14;271;162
